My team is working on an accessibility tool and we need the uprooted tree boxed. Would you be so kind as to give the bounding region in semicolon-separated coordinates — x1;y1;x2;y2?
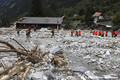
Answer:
0;39;75;80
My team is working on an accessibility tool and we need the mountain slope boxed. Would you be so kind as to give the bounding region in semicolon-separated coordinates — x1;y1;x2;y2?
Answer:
0;0;21;18
0;0;120;21
4;0;31;19
0;0;81;19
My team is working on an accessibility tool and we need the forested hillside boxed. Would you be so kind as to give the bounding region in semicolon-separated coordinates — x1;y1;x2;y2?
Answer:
0;0;120;27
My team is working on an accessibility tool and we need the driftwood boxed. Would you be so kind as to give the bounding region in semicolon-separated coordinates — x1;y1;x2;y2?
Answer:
0;46;10;49
0;40;15;49
53;56;67;67
0;62;31;80
0;65;15;75
1;60;7;70
0;40;39;63
10;38;28;54
0;39;73;79
29;45;38;55
0;62;23;75
21;66;31;80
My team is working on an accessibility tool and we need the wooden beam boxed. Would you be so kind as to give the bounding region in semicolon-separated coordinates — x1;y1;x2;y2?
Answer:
0;62;31;80
21;66;31;80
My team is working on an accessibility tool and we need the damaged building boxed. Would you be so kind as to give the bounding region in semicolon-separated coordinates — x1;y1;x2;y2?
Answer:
16;17;64;29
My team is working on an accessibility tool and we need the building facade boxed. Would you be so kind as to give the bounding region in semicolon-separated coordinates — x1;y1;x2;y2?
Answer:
16;17;64;30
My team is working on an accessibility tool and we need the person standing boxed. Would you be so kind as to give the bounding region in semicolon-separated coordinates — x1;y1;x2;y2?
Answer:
51;28;54;38
106;31;108;37
71;29;74;36
93;31;95;35
26;28;31;38
29;26;31;31
112;31;114;37
102;31;104;37
76;31;78;37
16;27;21;36
34;26;37;32
99;30;102;36
95;31;97;36
79;31;81;36
114;30;118;37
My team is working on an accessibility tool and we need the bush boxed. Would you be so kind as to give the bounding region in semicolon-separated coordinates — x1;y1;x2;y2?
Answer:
62;18;73;30
69;15;85;22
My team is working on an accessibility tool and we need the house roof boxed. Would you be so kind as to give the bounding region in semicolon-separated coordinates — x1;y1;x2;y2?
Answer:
18;17;63;25
93;12;102;17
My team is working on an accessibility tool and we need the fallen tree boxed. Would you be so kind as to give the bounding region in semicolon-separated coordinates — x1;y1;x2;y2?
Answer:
0;40;39;63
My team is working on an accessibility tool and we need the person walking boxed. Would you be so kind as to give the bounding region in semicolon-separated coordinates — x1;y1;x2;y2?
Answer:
106;31;108;37
95;31;97;36
102;31;104;37
76;31;78;37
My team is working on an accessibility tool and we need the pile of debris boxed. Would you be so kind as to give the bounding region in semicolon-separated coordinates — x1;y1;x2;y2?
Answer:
0;39;90;80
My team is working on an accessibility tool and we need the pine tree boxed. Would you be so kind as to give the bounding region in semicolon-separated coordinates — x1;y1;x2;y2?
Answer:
30;0;44;17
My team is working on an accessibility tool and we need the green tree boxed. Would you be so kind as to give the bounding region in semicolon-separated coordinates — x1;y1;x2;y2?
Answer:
79;8;85;16
50;3;58;16
1;16;11;27
30;0;44;17
112;12;120;25
62;18;72;29
84;4;94;26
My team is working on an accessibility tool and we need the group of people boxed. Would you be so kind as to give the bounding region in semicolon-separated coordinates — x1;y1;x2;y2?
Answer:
70;29;119;37
112;31;118;37
71;29;81;37
16;26;55;38
16;26;37;38
92;30;108;37
16;27;119;39
92;30;118;37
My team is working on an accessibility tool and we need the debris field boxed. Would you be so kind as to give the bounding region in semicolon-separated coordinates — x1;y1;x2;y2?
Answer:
0;28;120;80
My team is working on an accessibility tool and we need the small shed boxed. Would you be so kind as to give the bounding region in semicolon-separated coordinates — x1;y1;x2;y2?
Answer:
93;12;103;23
16;17;64;30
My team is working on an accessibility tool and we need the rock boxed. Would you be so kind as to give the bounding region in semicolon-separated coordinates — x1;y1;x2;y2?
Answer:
81;43;87;48
104;74;118;79
90;59;97;63
83;55;90;59
96;54;105;58
48;54;54;59
105;50;110;55
98;58;104;64
96;65;103;71
30;72;47;80
44;70;56;80
50;45;62;53
85;71;99;80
